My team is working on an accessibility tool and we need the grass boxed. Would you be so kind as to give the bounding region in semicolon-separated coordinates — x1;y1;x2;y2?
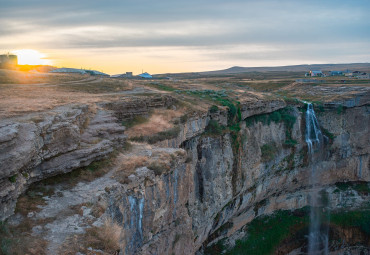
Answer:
222;209;309;255
147;82;177;92
37;154;115;189
15;184;55;216
0;215;53;255
240;80;292;92
113;155;149;183
0;70;84;84
147;161;171;176
207;206;370;255
334;181;370;195
59;219;122;255
113;149;184;181
58;78;130;94
131;126;180;144
122;115;148;128
147;150;180;176
330;210;370;235
125;108;185;139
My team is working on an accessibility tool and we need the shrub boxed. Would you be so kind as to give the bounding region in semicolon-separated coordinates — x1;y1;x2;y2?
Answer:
270;111;281;122
284;139;298;147
336;105;344;114
60;219;122;254
260;143;278;162
210;105;219;113
321;127;335;140
8;174;17;183
205;120;224;136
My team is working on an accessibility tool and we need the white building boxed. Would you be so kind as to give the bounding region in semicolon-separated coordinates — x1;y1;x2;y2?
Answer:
309;70;323;77
138;72;152;79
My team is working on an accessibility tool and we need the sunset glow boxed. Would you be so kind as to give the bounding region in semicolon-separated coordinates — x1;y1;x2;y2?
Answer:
1;0;369;74
12;49;51;66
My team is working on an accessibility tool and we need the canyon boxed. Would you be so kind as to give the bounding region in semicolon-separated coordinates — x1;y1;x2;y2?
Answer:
0;72;369;255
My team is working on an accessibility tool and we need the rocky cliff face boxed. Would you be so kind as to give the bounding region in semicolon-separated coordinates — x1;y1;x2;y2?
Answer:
0;104;126;220
100;98;368;254
1;94;368;254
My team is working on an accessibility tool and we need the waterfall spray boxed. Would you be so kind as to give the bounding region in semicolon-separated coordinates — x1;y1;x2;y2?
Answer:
305;103;329;255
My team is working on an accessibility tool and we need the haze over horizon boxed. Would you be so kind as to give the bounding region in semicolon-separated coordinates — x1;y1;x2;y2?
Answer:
1;0;369;74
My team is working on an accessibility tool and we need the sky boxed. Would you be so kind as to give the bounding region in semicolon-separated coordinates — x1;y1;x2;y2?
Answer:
1;0;369;74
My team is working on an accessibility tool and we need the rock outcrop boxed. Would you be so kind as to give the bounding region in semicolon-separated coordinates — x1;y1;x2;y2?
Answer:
1;93;369;254
0;104;126;220
99;98;369;254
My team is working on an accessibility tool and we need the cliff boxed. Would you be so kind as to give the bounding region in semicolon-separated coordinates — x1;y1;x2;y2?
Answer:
0;93;369;254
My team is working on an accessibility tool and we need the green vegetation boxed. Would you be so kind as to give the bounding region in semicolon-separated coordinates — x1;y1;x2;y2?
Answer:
8;174;17;183
204;120;225;136
334;181;370;194
122;115;148;128
206;206;370;255
175;89;237;107
147;162;166;175
331;210;370;235
336;105;344;114
240;80;292;92
38;155;115;189
1;221;11;255
210;105;219;113
148;82;176;92
284;138;298;146
245;107;297;147
321;127;335;140
223;209;309;255
131;126;180;144
260;143;278;162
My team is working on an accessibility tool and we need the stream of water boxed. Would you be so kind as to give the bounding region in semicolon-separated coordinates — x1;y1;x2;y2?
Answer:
305;103;329;255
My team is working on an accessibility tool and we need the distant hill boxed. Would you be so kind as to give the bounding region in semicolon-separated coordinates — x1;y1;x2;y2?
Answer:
201;63;370;75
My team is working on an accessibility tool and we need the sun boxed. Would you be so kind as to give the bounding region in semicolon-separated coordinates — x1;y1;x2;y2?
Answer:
12;49;52;65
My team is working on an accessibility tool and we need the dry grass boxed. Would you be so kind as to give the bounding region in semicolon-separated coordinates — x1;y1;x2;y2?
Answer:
125;108;184;138
15;184;55;216
57;78;131;94
113;154;149;183
0;84;102;118
113;149;186;182
147;150;175;175
0;70;137;118
0;215;56;255
112;148;186;183
59;219;123;255
40;156;115;190
0;70;86;84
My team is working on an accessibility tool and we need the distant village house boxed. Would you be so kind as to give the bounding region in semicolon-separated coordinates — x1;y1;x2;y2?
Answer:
308;70;324;77
0;53;18;69
329;71;343;76
138;72;152;79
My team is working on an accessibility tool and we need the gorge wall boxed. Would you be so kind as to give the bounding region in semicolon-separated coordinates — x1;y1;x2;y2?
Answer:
104;97;369;254
0;94;369;254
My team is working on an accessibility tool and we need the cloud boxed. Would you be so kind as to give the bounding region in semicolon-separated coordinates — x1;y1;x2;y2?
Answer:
1;0;369;72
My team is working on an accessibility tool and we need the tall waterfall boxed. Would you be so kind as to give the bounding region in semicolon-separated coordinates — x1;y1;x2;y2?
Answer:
305;103;329;255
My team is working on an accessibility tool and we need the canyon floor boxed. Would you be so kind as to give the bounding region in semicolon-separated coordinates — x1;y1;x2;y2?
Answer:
0;69;369;255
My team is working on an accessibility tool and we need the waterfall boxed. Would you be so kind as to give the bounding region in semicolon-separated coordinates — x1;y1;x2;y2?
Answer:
128;195;145;240
305;103;329;255
305;103;323;154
